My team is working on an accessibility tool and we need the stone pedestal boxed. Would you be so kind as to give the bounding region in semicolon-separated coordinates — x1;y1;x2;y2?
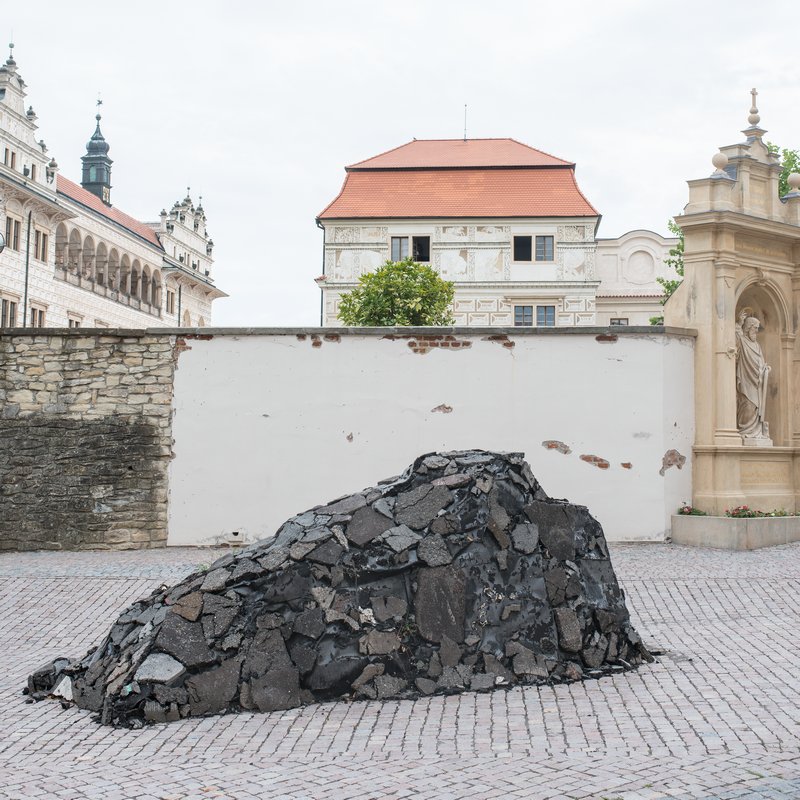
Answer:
671;513;800;550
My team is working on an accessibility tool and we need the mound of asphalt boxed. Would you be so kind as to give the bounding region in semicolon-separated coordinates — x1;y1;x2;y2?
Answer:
27;450;650;727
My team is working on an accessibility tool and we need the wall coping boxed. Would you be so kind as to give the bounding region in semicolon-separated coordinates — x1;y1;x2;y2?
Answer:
0;325;697;339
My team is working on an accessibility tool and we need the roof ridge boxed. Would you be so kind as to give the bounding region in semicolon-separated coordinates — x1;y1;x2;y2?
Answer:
348;140;417;169
57;174;163;250
505;137;572;166
347;138;572;169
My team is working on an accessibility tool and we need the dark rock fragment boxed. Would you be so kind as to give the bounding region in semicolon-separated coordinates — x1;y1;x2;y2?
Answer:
415;566;466;643
155;614;215;668
371;595;407;623
186;658;241;716
554;608;583;653
395;485;452;530
250;667;301;712
418;535;452;566
293;608;326;639
346;506;394;546
307;539;345;566
171;592;203;622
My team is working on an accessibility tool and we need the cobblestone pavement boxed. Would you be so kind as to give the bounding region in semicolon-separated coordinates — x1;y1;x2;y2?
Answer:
1;543;798;799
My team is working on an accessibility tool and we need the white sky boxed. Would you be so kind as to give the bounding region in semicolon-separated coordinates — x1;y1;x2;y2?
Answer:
8;1;800;325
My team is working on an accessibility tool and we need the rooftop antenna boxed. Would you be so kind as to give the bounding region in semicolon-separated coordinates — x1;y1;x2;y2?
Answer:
463;104;468;141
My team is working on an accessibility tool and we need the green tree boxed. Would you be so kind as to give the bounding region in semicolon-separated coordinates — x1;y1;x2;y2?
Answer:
337;257;455;326
649;219;684;325
766;142;800;197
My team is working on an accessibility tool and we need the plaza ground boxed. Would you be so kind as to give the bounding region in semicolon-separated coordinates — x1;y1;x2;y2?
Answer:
0;542;798;799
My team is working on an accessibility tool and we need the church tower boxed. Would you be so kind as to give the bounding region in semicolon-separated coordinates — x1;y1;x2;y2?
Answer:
81;112;113;205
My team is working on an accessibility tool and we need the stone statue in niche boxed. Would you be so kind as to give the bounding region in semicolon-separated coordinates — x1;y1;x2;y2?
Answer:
735;310;772;446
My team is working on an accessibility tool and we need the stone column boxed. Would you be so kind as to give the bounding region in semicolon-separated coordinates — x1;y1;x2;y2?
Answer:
713;258;740;445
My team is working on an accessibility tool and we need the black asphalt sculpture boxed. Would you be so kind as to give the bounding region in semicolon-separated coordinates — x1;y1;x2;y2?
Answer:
27;451;651;727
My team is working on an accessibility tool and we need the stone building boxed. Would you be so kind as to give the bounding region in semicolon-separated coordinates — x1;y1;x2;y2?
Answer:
316;138;677;327
0;45;225;329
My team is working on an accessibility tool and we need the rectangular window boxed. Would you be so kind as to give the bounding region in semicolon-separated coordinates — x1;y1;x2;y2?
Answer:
5;216;21;251
34;229;49;262
10;151;16;170
535;235;555;262
610;318;629;326
3;148;8;166
31;164;37;181
412;236;430;262
513;235;532;262
391;236;409;261
536;305;556;327
30;306;46;327
67;315;81;328
1;298;18;328
514;305;533;326
166;290;176;314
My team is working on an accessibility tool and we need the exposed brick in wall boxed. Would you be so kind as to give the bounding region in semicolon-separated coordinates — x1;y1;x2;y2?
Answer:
0;333;176;551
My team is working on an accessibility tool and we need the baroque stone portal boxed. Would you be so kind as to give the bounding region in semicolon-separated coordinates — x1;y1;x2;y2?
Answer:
736;311;772;446
27;451;651;728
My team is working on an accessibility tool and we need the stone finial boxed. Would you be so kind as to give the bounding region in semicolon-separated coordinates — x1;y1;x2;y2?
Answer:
712;152;729;173
748;88;760;126
4;41;16;72
787;173;800;194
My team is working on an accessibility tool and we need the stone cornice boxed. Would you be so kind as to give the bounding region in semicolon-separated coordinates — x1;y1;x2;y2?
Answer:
676;210;800;241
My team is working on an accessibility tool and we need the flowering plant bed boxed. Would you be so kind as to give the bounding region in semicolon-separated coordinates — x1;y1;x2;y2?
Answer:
677;504;706;516
725;505;797;518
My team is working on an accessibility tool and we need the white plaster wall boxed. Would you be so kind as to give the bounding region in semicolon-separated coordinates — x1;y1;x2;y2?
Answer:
168;330;694;547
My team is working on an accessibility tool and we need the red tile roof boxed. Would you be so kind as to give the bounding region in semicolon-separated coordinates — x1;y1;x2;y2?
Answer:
319;168;598;220
348;138;572;169
57;175;162;249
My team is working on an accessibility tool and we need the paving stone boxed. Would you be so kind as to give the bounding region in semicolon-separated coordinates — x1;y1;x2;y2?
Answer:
5;540;800;797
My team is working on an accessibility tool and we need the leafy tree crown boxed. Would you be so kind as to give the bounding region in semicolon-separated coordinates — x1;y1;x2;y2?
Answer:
767;142;800;197
337;258;455;326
